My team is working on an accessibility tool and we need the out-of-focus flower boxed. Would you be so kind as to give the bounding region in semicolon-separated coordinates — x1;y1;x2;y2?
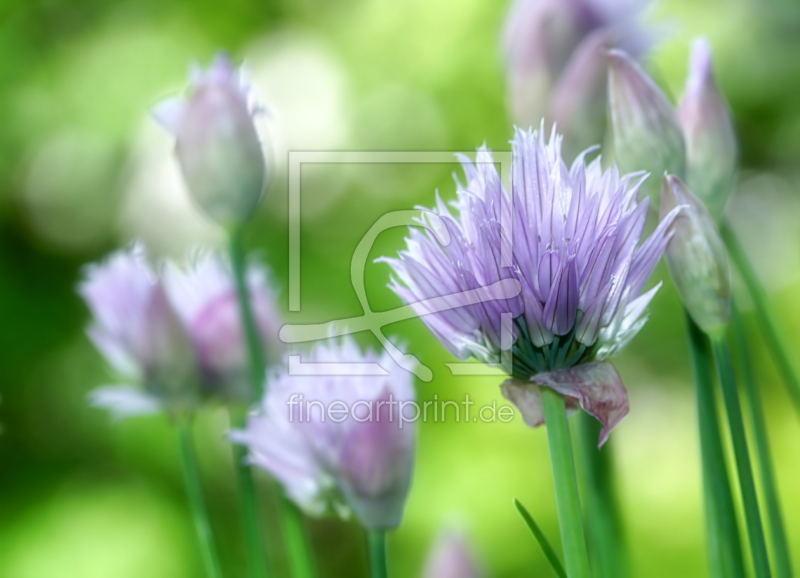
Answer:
678;39;737;221
79;246;198;418
607;49;686;204
164;253;282;402
381;126;680;443
153;54;267;229
230;337;416;530
422;529;483;578
660;174;731;334
503;0;652;155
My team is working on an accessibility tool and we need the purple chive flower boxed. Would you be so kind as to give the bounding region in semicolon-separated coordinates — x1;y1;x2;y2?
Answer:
164;253;282;401
422;530;483;578
503;0;652;153
80;246;199;418
381;126;680;443
153;54;267;228
230;337;416;530
678;39;737;221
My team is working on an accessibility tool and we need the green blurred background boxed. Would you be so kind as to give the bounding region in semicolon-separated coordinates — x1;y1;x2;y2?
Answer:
1;0;800;576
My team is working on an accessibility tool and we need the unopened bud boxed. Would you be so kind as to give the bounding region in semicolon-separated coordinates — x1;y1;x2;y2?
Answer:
153;54;266;228
608;49;685;204
660;174;731;333
678;39;737;221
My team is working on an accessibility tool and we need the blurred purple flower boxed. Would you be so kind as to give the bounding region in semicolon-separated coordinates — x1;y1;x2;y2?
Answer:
165;252;282;401
381;126;680;442
81;247;282;417
79;246;198;418
422;530;483;578
230;337;416;530
503;0;653;154
153;54;267;228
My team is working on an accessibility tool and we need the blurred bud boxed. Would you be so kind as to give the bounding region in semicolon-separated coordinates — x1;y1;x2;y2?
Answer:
164;253;282;403
153;54;267;229
504;0;653;153
230;337;416;530
422;530;483;578
678;38;737;221
80;247;200;418
660;175;731;333
608;49;685;204
550;30;613;160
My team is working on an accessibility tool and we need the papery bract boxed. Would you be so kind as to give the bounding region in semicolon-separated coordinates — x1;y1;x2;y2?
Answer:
678;39;737;221
608;49;686;204
660;174;731;334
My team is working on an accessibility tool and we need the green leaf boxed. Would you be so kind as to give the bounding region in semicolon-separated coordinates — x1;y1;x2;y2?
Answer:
514;498;567;578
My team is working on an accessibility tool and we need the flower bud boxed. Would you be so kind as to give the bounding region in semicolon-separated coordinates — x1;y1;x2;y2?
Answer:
153;54;266;228
660;175;731;333
164;253;282;402
230;337;416;530
80;247;200;418
608;49;685;204
423;530;483;578
678;39;737;221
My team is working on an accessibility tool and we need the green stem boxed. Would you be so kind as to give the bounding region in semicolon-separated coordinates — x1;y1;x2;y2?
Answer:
177;418;223;578
229;228;316;578
231;409;271;578
278;496;316;578
573;413;626;578
685;314;745;578
541;387;592;578
710;332;772;578
721;221;800;418
366;529;388;578
731;305;793;578
230;228;267;399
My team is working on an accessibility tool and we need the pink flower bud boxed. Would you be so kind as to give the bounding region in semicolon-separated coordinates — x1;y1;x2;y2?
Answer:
678;39;737;221
153;55;266;228
660;175;731;333
423;530;483;578
230;337;416;530
80;247;199;417
164;253;282;402
608;49;686;204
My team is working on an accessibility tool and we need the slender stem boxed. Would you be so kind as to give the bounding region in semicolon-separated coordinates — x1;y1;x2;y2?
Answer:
231;409;271;578
229;228;271;578
710;332;772;578
278;496;316;578
731;305;793;578
685;314;745;578
366;529;388;578
541;387;592;578
721;221;800;417
229;229;316;578
230;229;266;399
177;418;223;578
573;413;626;578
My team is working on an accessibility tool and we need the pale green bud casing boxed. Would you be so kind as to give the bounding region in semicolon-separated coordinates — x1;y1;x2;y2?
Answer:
660;174;731;334
608;49;686;205
153;55;267;229
678;39;737;221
